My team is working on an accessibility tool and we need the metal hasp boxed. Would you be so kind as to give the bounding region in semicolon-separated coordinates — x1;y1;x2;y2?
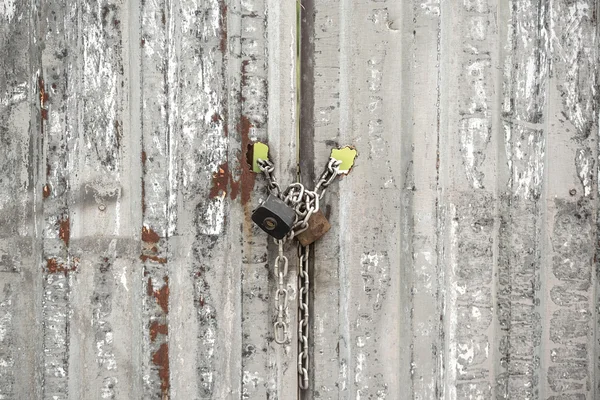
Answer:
251;194;296;239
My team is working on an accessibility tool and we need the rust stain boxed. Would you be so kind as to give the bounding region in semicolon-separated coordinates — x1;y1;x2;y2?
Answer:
161;9;166;25
207;117;255;205
209;162;241;201
219;2;228;54
150;321;168;342
147;277;154;297
211;113;222;123
142;226;160;244
147;277;169;314
45;258;78;274
59;216;70;247
43;184;51;199
152;342;170;397
141;38;146;47
39;77;48;133
238;115;256;205
140;254;167;264
155;279;169;314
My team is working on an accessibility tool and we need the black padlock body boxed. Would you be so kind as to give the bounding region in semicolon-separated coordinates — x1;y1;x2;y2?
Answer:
251;194;296;239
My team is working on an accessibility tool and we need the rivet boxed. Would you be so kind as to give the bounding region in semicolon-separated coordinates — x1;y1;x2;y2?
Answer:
98;204;107;211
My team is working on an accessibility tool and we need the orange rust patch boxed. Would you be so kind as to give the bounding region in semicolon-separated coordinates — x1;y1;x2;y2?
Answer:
43;184;51;199
142;226;160;244
155;280;169;314
59;217;70;247
152;343;170;397
150;321;168;342
39;77;48;122
207;116;256;205
45;258;77;274
147;277;169;314
209;162;239;200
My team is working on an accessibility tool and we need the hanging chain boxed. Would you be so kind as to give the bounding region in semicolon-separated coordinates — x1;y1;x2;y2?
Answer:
257;156;342;390
298;243;310;390
273;239;289;344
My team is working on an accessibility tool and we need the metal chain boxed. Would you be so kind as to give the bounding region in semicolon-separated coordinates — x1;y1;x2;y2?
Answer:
257;156;342;390
257;158;281;197
298;243;310;390
273;239;289;344
314;157;342;198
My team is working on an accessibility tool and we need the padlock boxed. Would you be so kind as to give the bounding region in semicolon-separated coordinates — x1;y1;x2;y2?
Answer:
296;210;331;246
251;194;296;239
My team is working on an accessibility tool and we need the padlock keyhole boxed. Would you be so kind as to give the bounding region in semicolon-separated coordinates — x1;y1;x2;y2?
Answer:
263;217;277;231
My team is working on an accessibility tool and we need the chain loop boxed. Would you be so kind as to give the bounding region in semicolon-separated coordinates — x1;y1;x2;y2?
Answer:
257;156;342;389
273;239;289;344
298;244;310;390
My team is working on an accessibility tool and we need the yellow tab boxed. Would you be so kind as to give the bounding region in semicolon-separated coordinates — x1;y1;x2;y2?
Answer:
252;142;269;173
331;146;357;174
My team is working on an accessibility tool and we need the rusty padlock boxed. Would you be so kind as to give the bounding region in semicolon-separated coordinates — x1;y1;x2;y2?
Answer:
296;210;331;247
251;194;296;240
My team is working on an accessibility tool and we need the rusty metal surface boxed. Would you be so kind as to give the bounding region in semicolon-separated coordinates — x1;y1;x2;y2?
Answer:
1;0;599;399
1;0;298;398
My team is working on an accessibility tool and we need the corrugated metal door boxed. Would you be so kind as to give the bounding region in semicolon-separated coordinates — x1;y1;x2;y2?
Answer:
0;0;598;399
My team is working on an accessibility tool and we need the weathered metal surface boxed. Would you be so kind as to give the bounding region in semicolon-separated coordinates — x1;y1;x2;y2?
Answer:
1;0;599;399
1;0;298;398
302;0;599;400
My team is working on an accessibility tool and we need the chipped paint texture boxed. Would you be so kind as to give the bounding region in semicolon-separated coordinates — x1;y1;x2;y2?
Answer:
304;0;599;399
2;0;600;399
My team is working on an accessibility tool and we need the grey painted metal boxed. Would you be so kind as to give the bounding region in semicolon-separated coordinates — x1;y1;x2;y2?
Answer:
302;0;599;400
1;0;599;399
1;0;298;398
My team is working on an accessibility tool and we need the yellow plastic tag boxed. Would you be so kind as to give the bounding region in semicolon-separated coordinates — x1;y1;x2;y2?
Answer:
331;146;357;174
252;142;269;173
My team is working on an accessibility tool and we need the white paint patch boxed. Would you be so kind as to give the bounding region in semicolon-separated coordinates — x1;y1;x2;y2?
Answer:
242;370;263;388
0;310;11;342
120;267;128;291
459;117;490;189
420;0;440;16
503;122;545;199
1;0;16;21
198;197;225;235
575;148;594;197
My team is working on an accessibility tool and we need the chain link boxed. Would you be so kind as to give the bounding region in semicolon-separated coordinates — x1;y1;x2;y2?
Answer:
257;158;282;197
298;243;310;390
257;156;342;389
273;239;289;344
